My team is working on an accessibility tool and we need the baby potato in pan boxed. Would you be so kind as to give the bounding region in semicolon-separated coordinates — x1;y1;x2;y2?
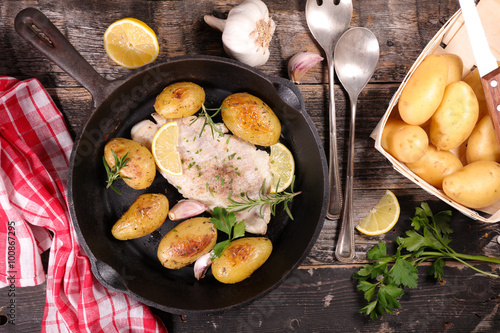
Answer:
221;92;281;146
112;193;169;240
157;217;217;269
154;82;205;119
104;138;156;190
212;237;272;284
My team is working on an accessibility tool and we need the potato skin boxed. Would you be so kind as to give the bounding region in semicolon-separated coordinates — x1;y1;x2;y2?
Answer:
212;237;272;284
430;81;479;150
104;138;156;189
442;54;463;85
443;160;500;209
221;93;281;146
154;82;205;119
381;118;428;163
112;193;169;240
466;115;500;164
157;217;217;269
399;54;448;125
406;145;462;189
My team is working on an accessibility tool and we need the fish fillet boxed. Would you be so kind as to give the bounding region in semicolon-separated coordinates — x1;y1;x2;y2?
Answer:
131;114;272;234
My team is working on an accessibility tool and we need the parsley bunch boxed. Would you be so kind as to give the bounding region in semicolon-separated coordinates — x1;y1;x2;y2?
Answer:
354;202;500;320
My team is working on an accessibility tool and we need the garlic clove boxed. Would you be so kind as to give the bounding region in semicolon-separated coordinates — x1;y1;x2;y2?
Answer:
204;0;275;67
194;252;213;280
168;199;207;221
287;52;324;83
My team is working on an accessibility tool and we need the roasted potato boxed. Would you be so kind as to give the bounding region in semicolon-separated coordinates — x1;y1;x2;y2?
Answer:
443;160;500;209
221;92;281;146
157;217;217;269
430;81;479;150
112;193;169;240
405;145;462;189
466;115;500;164
381;118;428;163
104;138;156;189
154;82;205;119
398;54;448;125
211;237;272;284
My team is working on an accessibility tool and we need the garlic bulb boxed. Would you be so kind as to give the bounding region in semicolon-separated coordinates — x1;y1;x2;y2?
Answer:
288;52;323;83
204;0;276;67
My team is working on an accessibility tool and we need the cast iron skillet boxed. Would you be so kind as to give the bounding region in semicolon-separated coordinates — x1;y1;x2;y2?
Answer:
15;8;328;314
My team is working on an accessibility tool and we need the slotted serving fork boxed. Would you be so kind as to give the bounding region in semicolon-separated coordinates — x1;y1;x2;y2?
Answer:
305;0;353;219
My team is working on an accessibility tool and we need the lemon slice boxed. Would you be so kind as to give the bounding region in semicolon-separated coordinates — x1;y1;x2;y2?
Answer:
152;121;182;176
104;18;159;69
269;143;295;193
356;190;400;236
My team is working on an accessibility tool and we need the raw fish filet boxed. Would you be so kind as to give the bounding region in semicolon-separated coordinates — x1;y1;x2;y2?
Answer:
131;114;272;234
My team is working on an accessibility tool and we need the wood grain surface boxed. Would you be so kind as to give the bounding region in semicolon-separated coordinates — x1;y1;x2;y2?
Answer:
1;0;500;332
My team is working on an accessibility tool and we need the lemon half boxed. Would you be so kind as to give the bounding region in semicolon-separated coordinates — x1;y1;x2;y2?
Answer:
355;190;400;236
104;18;159;69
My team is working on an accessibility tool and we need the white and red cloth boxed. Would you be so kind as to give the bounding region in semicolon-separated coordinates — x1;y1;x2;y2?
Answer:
0;77;167;332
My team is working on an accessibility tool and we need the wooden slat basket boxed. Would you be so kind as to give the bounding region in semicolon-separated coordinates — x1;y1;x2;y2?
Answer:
371;0;500;222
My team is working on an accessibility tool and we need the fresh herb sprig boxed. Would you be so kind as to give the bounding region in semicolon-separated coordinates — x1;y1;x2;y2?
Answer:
227;177;301;220
103;150;130;195
192;104;225;138
354;202;500;320
210;207;246;259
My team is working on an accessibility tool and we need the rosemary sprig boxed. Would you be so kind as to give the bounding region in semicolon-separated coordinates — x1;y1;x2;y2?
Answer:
191;104;225;138
103;150;130;195
227;177;301;220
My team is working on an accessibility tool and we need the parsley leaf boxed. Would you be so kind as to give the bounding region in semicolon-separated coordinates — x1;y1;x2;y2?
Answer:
210;207;245;259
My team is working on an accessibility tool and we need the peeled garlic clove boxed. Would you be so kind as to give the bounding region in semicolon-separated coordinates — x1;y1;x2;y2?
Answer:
288;52;324;83
204;0;275;67
168;199;207;221
194;252;213;280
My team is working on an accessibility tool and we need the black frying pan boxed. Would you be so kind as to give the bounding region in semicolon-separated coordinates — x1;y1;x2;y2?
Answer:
15;8;328;314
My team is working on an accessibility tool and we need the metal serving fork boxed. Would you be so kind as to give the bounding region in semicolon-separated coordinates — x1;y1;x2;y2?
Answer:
305;0;353;219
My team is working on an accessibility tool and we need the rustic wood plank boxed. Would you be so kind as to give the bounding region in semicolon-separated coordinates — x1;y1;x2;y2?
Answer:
2;0;500;332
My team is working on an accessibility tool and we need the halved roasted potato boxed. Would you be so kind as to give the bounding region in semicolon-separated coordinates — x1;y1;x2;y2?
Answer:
112;193;169;240
157;217;217;269
104;138;156;190
211;237;272;284
221;92;281;146
154;82;205;119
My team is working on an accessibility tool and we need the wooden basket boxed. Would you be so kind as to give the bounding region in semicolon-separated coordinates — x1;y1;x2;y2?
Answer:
371;0;500;222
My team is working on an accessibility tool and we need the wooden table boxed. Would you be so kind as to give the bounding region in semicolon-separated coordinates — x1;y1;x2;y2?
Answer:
1;0;500;332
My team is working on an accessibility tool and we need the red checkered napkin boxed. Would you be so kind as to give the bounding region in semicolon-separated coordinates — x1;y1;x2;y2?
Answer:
0;77;167;332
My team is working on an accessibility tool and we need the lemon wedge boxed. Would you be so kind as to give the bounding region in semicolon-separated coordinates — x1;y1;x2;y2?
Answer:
269;143;295;193
151;121;182;176
356;190;400;236
104;18;159;69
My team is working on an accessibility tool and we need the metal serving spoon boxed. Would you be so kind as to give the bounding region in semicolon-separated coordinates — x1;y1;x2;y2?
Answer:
306;0;352;220
334;27;379;262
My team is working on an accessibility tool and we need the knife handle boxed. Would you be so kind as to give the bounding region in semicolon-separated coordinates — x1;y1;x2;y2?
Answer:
481;67;500;146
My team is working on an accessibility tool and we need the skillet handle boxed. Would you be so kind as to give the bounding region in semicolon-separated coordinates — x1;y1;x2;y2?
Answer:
269;76;305;112
15;8;113;107
93;260;128;293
